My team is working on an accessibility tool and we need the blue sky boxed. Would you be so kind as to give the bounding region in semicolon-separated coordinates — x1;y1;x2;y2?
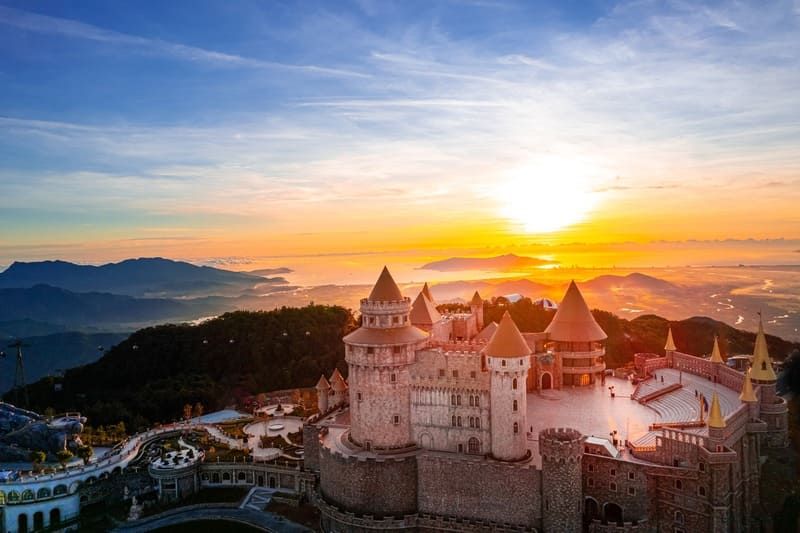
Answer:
0;0;799;267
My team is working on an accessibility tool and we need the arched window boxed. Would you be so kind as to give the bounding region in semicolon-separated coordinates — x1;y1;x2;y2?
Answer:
468;437;481;454
457;395;462;406
698;486;706;496
475;418;481;429
469;395;474;407
222;472;231;481
513;422;519;434
22;489;35;502
469;417;475;428
7;491;20;503
36;487;51;499
0;491;5;505
475;396;480;407
53;485;67;496
501;360;507;367
452;415;457;427
451;394;456;405
512;378;518;390
237;471;246;480
674;510;685;525
513;399;518;412
675;479;682;490
457;416;462;427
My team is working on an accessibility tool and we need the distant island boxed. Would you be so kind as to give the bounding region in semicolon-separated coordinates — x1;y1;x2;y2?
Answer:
420;253;558;272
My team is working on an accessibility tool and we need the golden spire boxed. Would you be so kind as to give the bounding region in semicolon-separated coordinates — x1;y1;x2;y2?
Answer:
739;369;757;403
707;392;726;429
664;326;677;352
710;336;724;364
750;316;777;381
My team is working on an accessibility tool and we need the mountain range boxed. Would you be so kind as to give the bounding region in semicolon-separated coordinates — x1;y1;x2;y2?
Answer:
0;257;286;298
420;253;557;272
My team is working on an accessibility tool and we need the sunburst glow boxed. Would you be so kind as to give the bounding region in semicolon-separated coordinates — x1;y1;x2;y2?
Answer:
497;157;606;234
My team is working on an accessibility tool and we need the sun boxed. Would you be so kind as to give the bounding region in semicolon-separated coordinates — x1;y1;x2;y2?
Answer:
497;156;604;234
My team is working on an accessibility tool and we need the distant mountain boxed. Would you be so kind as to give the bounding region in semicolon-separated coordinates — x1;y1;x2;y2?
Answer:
420;254;556;272
0;331;129;394
0;319;69;338
0;285;233;328
0;257;280;297
248;267;294;276
580;273;679;292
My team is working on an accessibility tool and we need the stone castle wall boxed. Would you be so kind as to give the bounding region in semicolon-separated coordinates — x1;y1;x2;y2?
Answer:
539;427;584;533
416;453;541;528
319;447;418;517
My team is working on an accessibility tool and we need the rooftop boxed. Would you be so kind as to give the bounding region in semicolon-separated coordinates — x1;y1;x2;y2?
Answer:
544;281;607;342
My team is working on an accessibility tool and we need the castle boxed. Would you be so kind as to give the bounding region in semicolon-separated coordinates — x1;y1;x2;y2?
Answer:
305;267;789;532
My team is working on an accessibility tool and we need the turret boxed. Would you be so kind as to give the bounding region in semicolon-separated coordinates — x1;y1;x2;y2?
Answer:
539;427;584;533
484;311;530;461
343;266;428;450
545;281;607;386
316;374;331;413
329;369;348;409
410;290;441;331
749;317;788;448
421;282;435;304
739;369;759;420
470;291;484;331
664;326;677;353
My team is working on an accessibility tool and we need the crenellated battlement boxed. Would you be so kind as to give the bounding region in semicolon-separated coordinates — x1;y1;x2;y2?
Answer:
539;427;585;463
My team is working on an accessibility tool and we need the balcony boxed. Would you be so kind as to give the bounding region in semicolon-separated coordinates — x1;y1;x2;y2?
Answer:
558;349;605;359
561;363;606;374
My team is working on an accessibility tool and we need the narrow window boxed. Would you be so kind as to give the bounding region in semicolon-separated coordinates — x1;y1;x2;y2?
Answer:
469;417;475;428
628;487;635;496
451;394;456;405
457;395;462;406
393;346;401;354
367;347;374;354
390;373;397;383
501;360;507;367
675;479;682;490
357;392;363;401
513;399;518;412
699;462;705;472
475;418;481;429
588;478;594;487
698;486;706;497
457;416;462;427
469;396;474;407
513;422;519;434
470;371;476;378
628;471;635;480
610;468;616;477
439;368;445;378
610;482;617;492
512;378;518;390
393;316;399;324
452;415;457;427
392;415;400;425
588;464;594;472
475;396;480;407
452;370;459;378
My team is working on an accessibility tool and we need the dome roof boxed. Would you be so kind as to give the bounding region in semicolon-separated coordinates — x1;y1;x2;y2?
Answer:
410;291;441;326
484;311;531;358
368;266;404;302
545;281;607;342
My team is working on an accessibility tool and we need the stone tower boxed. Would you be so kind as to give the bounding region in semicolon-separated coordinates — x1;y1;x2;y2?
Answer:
315;374;330;413
343;266;428;450
485;311;531;461
749;317;788;447
470;291;484;331
539;427;584;533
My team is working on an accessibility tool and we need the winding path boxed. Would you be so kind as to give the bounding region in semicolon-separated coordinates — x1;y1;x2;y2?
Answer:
112;503;312;532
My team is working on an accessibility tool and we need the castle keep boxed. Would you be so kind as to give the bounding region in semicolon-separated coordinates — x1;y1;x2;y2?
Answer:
306;267;788;532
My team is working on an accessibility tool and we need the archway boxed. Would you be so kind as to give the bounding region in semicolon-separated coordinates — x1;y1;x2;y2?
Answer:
50;508;61;526
33;511;44;530
604;502;623;525
467;437;481;455
541;372;552;390
419;433;433;449
258;475;264;487
212;473;220;483
269;476;276;489
18;513;28;533
580;373;590;386
584;497;600;521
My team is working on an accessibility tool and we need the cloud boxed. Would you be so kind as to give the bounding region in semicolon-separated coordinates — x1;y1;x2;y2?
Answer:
0;5;368;78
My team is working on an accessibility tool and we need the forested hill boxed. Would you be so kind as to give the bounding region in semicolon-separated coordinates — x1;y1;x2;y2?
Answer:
9;299;798;431
11;306;356;430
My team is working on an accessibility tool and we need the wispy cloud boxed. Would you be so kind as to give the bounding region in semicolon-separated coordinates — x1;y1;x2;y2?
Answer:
0;5;368;78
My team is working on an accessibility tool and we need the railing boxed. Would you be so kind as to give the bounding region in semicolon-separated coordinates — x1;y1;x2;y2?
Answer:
561;363;606;374
558;349;605;359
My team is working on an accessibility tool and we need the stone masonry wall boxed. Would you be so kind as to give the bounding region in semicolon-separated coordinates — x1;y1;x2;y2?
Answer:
319;447;418;517
416;453;541;529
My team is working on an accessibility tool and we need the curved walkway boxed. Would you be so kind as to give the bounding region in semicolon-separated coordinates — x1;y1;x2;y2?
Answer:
113;503;312;532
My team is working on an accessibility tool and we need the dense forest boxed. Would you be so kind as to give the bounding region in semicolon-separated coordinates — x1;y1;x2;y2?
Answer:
8;298;798;432
8;305;355;430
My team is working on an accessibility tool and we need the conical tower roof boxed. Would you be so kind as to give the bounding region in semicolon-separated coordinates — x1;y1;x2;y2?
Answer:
750;317;777;381
474;321;498;341
710;336;724;363
484;311;531;358
315;374;331;391
421;282;435;303
410;291;441;326
368;266;404;302
664;327;676;351
545;281;607;342
330;368;348;391
739;369;757;403
707;391;726;429
470;291;483;306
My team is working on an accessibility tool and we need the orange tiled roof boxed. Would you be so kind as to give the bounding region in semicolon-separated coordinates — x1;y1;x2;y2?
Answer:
368;266;404;302
484;311;531;358
545;281;607;342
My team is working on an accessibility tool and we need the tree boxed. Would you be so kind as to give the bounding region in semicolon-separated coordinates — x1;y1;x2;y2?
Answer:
55;449;73;470
76;445;93;465
192;402;204;419
29;450;46;472
183;403;193;420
